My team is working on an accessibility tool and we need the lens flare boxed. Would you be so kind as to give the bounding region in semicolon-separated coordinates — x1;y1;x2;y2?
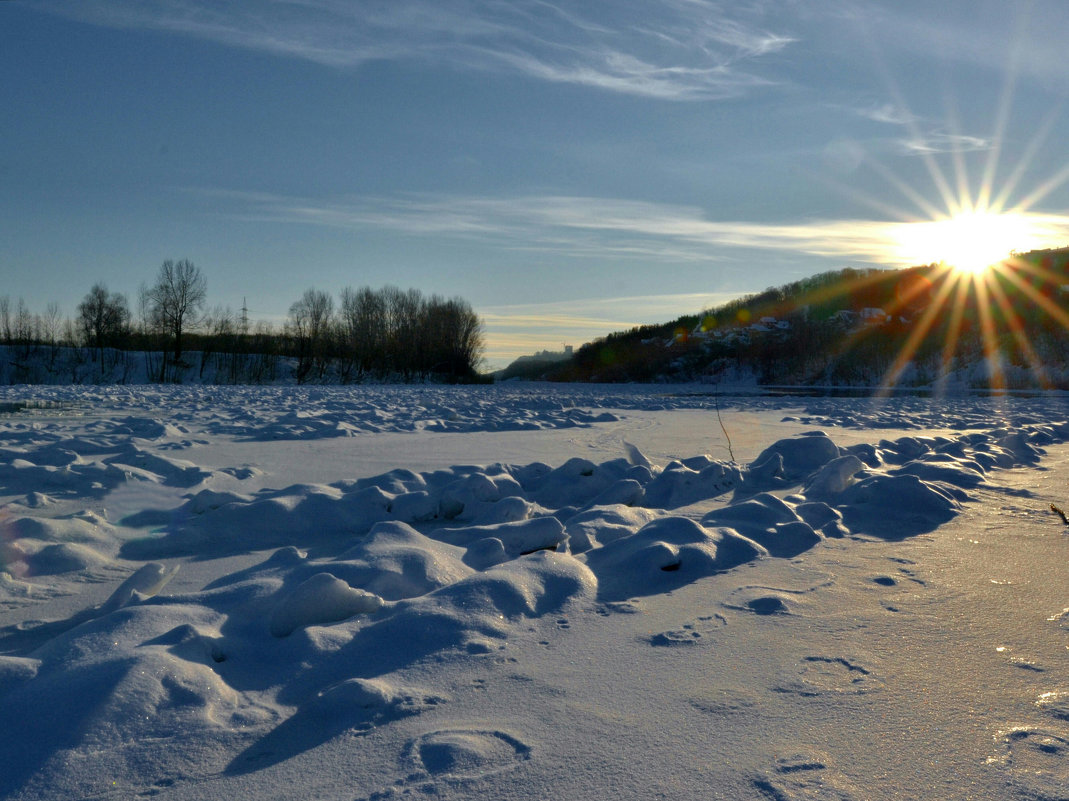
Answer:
893;209;1045;275
0;508;28;580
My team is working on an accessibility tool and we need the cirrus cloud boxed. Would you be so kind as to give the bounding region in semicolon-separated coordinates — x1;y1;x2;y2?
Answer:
192;187;1069;268
32;0;795;100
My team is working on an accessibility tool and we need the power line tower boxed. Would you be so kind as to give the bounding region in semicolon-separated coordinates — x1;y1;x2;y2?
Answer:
240;297;249;336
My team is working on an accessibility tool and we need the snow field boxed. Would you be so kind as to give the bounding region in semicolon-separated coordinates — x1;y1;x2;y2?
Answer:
0;384;1068;799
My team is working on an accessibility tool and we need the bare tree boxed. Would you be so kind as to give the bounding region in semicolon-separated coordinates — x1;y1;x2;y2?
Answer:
200;305;236;380
78;283;130;364
134;282;152;336
13;299;33;346
249;320;281;383
337;286;485;381
288;288;335;382
340;286;386;379
42;302;62;371
147;259;206;370
0;296;10;344
425;296;484;379
380;286;424;378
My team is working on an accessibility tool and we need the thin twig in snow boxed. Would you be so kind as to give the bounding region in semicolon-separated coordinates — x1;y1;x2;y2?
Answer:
714;386;735;463
1050;503;1069;526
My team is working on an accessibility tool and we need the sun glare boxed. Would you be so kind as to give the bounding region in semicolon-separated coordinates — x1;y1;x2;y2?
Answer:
894;209;1041;274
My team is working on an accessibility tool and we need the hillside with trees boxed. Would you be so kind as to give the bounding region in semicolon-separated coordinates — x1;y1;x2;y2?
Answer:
540;247;1069;389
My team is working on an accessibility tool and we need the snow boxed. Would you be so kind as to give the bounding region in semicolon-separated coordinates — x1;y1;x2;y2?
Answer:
0;383;1068;799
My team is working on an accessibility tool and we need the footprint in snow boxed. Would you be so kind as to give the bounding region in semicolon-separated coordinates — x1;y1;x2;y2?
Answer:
648;614;726;647
723;576;834;618
596;599;643;615
776;655;883;696
408;728;531;779
995;645;1046;673
357;728;532;797
988;727;1069;801
723;587;795;616
649;628;703;647
753;750;865;800
1036;690;1069;721
867;572;914;612
225;678;446;777
688;687;759;716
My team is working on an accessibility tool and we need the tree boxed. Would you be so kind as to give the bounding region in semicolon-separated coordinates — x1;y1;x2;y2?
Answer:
147;259;206;369
78;283;130;364
200;305;236;380
381;286;424;378
13;298;33;346
287;288;335;382
39;301;62;372
433;296;484;379
340;286;386;378
0;296;10;344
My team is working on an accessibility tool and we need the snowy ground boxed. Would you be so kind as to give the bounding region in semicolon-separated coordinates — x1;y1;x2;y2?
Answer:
1;383;1067;800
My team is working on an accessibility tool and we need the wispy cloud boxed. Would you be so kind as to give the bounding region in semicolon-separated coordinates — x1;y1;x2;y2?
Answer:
34;0;794;101
197;187;983;266
899;132;991;155
479;292;743;364
482;292;737;327
856;102;916;126
851;101;991;156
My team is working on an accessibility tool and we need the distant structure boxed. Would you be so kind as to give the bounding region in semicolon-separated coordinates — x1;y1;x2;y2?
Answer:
497;345;574;380
524;345;572;359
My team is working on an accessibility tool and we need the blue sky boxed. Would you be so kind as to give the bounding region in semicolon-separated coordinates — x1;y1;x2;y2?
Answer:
4;1;1069;366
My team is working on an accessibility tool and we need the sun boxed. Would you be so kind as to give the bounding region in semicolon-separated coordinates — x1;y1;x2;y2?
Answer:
893;208;1042;274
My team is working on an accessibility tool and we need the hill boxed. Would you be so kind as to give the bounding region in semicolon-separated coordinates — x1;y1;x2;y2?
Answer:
542;247;1069;389
496;347;575;381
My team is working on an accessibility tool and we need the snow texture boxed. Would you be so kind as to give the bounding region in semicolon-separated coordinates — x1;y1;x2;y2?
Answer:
0;383;1068;800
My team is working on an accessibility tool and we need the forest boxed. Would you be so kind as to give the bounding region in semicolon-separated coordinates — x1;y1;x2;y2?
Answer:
0;260;485;385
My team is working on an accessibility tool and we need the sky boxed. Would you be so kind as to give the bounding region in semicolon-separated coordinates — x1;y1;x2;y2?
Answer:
4;0;1069;368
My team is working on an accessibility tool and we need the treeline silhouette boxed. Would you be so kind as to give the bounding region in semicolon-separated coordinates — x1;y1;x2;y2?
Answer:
545;247;1069;388
0;261;485;385
285;286;484;384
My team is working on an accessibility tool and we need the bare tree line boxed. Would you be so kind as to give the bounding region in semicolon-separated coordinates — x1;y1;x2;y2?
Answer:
287;285;485;383
0;261;485;384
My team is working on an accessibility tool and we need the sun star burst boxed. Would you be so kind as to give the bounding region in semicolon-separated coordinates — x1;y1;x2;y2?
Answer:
893;208;1042;275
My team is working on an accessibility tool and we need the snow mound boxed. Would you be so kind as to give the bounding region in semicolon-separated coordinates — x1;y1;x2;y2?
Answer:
269;572;384;636
433;550;597;618
746;431;841;486
703;494;823;558
334;520;474;600
835;473;962;539
583;517;765;600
